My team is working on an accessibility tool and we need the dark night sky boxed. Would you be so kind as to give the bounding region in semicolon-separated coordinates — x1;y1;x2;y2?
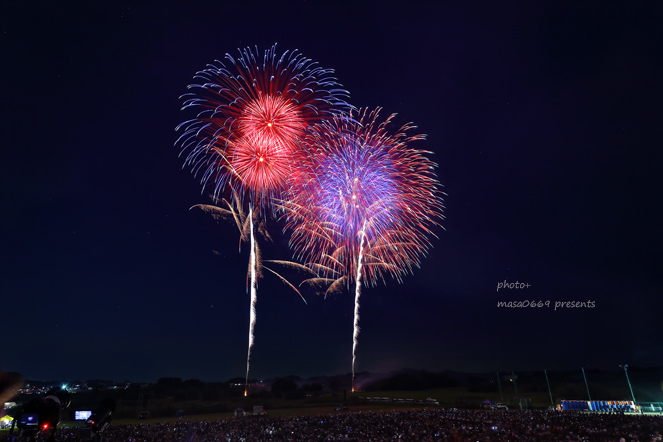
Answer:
1;1;662;383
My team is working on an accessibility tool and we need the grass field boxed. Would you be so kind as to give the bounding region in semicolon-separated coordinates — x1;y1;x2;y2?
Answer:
349;387;555;409
112;404;438;426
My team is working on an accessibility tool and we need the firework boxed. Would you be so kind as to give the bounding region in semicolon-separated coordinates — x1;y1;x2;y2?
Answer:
177;45;350;394
283;108;444;285
281;108;444;389
176;44;351;210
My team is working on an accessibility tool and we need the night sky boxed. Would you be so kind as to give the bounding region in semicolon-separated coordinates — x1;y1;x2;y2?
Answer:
1;1;662;383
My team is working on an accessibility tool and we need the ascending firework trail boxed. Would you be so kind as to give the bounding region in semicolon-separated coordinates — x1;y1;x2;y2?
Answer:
177;44;350;393
352;220;367;390
246;205;257;395
282;108;444;391
190;198;312;394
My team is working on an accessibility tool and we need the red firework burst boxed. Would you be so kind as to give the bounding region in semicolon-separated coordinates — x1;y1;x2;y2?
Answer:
228;132;290;195
176;44;351;210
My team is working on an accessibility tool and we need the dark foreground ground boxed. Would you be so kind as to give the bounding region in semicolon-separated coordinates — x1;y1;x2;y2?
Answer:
3;408;663;441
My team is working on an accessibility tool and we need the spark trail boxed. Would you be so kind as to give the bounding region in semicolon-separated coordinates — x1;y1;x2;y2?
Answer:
245;205;257;396
352;220;367;392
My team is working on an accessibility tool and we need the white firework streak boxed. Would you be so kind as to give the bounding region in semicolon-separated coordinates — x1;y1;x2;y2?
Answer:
245;205;257;396
352;220;367;392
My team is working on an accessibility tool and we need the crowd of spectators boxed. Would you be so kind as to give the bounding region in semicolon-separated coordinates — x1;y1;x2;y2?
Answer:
1;408;661;441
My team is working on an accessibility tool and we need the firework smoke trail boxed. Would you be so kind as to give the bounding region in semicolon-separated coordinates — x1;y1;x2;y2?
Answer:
352;220;367;392
245;205;257;396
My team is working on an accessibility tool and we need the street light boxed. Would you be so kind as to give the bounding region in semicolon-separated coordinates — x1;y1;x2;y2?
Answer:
619;365;636;403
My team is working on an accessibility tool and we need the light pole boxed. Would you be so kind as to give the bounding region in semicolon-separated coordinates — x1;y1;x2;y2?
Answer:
582;367;591;401
544;369;553;406
512;371;518;397
496;371;504;403
620;365;636;403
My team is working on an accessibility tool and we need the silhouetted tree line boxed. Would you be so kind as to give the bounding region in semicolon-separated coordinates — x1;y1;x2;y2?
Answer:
153;377;248;401
364;372;458;391
146;376;327;402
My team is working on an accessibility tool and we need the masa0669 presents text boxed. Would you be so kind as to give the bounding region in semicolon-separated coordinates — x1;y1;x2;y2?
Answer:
497;300;596;310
